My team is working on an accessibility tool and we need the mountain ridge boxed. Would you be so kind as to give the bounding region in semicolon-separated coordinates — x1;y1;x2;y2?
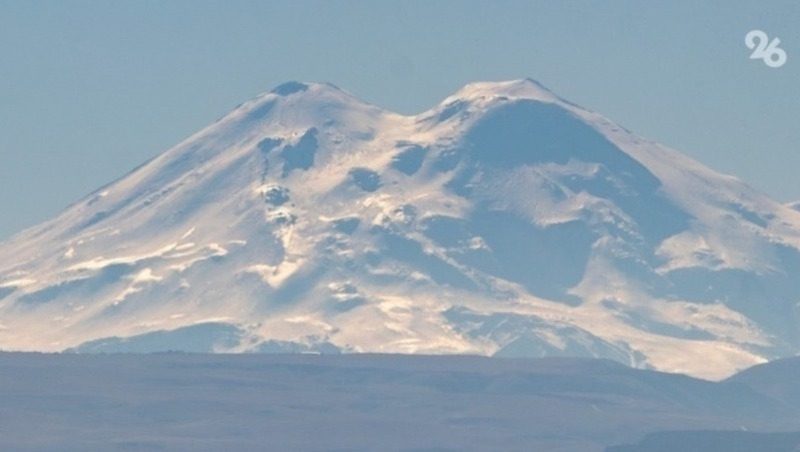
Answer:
3;352;800;450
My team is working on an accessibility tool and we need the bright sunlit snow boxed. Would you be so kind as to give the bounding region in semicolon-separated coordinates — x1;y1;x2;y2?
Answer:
2;80;800;379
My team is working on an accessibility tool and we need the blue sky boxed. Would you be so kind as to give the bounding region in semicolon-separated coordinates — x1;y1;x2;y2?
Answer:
0;0;798;239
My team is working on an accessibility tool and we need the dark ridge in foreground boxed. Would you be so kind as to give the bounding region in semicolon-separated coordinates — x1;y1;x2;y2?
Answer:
607;430;800;452
0;353;799;451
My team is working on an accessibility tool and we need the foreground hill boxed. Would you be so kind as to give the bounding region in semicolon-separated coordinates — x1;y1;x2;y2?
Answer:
0;353;798;451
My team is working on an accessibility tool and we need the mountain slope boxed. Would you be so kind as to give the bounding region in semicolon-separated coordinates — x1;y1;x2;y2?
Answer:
2;79;800;379
727;356;800;410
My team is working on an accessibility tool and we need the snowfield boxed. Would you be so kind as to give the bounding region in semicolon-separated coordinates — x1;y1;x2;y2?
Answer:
2;79;800;379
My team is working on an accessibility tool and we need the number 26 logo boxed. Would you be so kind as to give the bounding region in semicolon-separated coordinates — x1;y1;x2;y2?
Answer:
745;30;787;68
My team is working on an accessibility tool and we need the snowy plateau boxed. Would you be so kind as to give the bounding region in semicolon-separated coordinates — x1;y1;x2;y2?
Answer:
2;79;800;380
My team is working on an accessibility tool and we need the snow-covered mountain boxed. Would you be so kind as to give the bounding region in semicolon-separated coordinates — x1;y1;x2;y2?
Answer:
2;79;799;379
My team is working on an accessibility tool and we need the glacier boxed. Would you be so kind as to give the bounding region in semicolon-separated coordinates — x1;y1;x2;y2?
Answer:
2;79;800;379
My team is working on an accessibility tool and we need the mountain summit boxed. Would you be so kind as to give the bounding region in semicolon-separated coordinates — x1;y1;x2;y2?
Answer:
2;79;799;379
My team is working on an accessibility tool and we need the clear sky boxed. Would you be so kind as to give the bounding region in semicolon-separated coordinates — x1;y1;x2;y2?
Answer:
0;0;798;240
